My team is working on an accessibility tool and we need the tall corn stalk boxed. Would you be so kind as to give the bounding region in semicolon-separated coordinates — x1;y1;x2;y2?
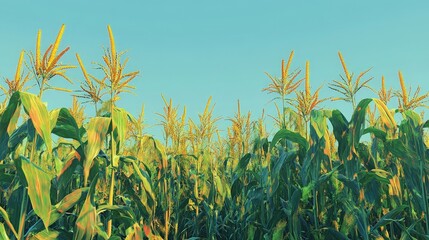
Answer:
100;25;139;236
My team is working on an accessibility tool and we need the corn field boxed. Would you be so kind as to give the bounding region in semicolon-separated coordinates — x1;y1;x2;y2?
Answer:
1;25;429;240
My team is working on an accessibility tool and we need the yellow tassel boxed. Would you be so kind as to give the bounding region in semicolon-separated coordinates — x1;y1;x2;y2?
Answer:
48;24;65;66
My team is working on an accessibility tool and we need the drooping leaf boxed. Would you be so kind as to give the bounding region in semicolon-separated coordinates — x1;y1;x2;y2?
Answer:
56;156;80;200
74;174;99;240
327;109;349;141
8;120;30;151
54;187;89;215
83;117;110;185
128;157;156;204
51;108;81;142
349;98;372;149
25;187;89;236
270;128;308;151
363;127;387;142
0;92;20;160
19;91;52;152
18;156;53;229
310;109;330;139
404;110;422;127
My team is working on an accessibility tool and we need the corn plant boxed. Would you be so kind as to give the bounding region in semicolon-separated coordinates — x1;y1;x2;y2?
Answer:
2;26;429;240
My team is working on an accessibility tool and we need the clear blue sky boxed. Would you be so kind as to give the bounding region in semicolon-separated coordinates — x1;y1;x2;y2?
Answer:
1;1;429;138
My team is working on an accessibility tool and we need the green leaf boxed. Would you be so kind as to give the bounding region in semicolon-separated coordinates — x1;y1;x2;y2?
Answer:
324;228;350;240
272;150;297;193
337;174;360;196
0;92;20;160
0;223;10;240
371;205;408;232
51;108;81;142
112;107;129;157
270;129;308;151
57;155;80;197
386;139;418;164
404;110;421;127
19;91;52;152
349;98;372;149
18;156;53;229
8;120;30;151
125;223;145;240
122;177;152;220
29;229;72;240
0;206;17;238
54;187;89;215
272;220;287;240
74;174;99;240
25;188;89;236
83;117;110;185
291;188;302;214
310;110;330;139
327;109;349;141
359;169;391;185
128;158;156;204
363;127;387;142
6;186;24;234
233;153;252;182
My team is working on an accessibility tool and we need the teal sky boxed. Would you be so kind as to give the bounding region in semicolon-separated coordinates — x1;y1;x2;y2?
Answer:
1;1;429;138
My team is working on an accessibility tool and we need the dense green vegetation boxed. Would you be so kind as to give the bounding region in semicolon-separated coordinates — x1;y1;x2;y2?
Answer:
1;25;429;239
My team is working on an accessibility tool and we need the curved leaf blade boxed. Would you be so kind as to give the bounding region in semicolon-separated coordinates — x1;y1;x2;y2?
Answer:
19;156;53;229
19;91;52;152
83;117;110;185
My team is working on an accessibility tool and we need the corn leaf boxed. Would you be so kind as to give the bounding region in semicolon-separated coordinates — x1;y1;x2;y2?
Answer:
349;98;372;150
128;158;156;204
74;174;99;240
18;156;53;229
310;110;329;139
25;187;89;236
30;229;72;240
270;129;309;151
19;91;52;152
6;186;24;235
0;223;10;240
371;205;408;232
112;107;129;161
272;220;287;240
125;223;145;240
83;117;110;185
56;157;80;199
0;206;17;238
328;109;349;142
363;127;387;142
232;153;252;182
0;92;20;160
51;108;81;142
8;120;32;152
